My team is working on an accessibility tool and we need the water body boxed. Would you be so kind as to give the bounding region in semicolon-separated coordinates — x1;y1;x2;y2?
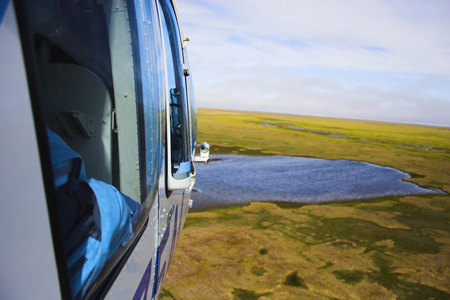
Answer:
191;154;444;211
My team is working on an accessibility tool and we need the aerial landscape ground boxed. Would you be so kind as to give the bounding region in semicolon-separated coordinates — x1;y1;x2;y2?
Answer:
161;108;450;299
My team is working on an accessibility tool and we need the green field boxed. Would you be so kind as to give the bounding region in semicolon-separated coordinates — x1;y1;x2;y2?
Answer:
161;108;450;299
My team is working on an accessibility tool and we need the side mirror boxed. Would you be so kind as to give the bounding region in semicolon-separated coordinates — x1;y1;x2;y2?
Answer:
194;142;210;164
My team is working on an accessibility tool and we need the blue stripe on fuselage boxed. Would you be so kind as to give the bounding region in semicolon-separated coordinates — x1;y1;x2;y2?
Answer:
132;258;153;300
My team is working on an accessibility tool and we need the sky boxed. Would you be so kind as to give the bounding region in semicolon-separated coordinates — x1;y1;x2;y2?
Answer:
177;0;450;127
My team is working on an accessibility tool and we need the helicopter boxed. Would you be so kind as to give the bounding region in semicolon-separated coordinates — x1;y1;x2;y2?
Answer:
0;0;209;299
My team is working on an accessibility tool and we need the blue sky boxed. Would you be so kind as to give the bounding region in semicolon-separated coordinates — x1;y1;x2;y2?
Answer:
177;0;450;126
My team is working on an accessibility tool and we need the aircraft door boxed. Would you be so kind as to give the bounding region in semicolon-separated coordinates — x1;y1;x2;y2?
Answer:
103;0;165;299
159;0;192;192
153;0;194;297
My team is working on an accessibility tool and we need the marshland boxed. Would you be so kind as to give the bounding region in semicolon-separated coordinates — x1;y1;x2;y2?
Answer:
161;108;450;300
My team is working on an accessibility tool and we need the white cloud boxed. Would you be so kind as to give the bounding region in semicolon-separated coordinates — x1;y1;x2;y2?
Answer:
177;0;450;126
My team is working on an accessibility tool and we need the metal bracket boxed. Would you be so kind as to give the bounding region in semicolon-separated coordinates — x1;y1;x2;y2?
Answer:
56;111;95;138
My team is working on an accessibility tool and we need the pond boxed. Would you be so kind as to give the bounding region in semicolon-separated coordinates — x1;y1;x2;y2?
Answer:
191;154;444;211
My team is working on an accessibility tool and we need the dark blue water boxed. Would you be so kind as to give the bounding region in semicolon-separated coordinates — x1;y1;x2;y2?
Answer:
191;154;444;211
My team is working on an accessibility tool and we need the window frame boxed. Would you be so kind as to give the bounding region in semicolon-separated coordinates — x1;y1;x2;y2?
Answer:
158;0;192;191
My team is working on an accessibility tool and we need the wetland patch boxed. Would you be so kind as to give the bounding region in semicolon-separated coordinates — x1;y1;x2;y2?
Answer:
248;121;449;153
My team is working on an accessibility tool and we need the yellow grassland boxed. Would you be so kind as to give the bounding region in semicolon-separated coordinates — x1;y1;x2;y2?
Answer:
161;109;450;300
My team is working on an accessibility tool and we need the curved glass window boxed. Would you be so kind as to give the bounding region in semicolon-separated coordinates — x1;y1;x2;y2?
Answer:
18;0;163;297
132;0;165;207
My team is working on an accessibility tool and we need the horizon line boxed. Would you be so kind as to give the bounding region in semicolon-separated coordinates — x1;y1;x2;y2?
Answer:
197;106;450;128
